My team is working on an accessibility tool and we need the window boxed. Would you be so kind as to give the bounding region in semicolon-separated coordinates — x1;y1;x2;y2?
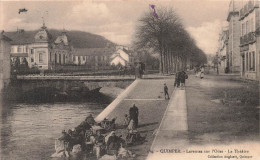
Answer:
246;21;249;34
55;54;57;64
59;54;61;64
83;56;85;60
251;18;254;32
31;49;34;54
249;52;251;71
39;53;43;63
251;51;255;71
246;52;249;71
31;58;34;63
26;46;28;52
18;46;22;52
11;47;14;53
63;55;65;64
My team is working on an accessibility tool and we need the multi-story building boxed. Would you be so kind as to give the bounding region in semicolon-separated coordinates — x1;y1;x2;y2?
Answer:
217;28;229;73
0;32;12;92
7;24;73;70
6;22;133;72
227;0;241;73
72;48;115;70
239;0;260;80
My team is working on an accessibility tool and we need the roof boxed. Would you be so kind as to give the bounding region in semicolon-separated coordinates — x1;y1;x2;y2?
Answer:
111;54;127;62
0;33;12;41
73;48;116;56
54;33;69;45
5;28;53;45
5;30;38;45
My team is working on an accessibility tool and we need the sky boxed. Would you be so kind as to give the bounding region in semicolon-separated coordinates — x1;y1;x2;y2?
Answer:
0;0;231;55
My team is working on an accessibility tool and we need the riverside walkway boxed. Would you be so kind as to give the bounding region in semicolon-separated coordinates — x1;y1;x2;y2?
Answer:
94;75;177;159
94;74;260;160
146;88;188;160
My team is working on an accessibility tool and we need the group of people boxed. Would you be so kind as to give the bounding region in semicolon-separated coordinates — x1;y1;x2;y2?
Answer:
124;104;139;132
195;66;205;79
56;114;127;159
174;70;188;89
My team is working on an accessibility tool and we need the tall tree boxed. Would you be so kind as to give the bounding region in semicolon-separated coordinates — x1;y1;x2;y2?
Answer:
134;6;207;74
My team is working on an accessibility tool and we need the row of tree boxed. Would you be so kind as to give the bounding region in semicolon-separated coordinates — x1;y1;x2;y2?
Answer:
134;7;207;74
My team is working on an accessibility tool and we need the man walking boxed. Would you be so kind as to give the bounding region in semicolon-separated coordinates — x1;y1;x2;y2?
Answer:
164;83;169;99
129;104;139;128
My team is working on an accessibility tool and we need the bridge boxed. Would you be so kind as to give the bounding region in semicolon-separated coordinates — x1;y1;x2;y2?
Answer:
16;75;136;81
11;75;136;102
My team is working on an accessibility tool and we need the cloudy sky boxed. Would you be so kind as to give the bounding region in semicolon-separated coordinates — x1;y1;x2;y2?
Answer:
0;0;231;54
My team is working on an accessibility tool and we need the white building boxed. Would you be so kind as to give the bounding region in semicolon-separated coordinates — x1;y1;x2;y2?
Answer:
110;48;134;67
72;48;115;70
239;0;260;80
7;24;73;70
217;28;229;73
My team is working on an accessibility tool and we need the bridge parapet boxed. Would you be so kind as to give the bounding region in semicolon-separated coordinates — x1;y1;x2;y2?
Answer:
17;75;136;81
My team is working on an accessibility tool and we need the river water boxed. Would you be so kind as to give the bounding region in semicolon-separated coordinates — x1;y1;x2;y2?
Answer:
0;102;106;160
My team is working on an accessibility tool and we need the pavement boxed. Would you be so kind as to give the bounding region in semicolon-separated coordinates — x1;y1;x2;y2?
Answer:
146;88;189;160
95;76;175;160
95;73;260;160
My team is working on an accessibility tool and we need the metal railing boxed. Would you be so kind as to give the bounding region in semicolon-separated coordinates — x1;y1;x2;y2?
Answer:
240;32;256;46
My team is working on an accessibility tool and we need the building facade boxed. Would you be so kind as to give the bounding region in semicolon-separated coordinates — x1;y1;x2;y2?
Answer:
239;0;260;80
0;32;12;92
72;48;115;70
227;0;241;73
7;24;74;70
110;48;135;67
6;23;134;72
217;28;229;73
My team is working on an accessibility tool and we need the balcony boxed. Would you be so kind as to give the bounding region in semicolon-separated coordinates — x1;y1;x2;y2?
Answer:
240;32;256;46
240;0;259;20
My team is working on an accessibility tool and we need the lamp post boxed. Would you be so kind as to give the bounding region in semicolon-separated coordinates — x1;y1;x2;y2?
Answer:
217;55;219;75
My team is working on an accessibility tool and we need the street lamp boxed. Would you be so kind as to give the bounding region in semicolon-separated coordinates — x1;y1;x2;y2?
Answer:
215;53;219;75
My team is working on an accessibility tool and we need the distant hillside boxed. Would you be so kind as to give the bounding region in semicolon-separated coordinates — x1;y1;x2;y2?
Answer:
5;29;116;48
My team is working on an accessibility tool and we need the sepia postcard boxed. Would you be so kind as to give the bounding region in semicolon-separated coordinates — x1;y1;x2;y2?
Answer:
0;0;259;160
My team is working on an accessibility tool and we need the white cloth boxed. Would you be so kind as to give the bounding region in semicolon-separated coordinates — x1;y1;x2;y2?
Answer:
51;139;69;158
105;131;114;144
99;154;117;160
128;119;134;131
72;144;82;154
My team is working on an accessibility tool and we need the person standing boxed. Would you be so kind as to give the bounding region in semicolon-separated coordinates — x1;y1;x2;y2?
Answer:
164;83;169;99
200;66;204;79
174;72;181;88
180;70;187;89
129;104;139;128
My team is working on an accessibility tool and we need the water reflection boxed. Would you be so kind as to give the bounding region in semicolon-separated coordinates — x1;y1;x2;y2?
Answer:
0;101;105;160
